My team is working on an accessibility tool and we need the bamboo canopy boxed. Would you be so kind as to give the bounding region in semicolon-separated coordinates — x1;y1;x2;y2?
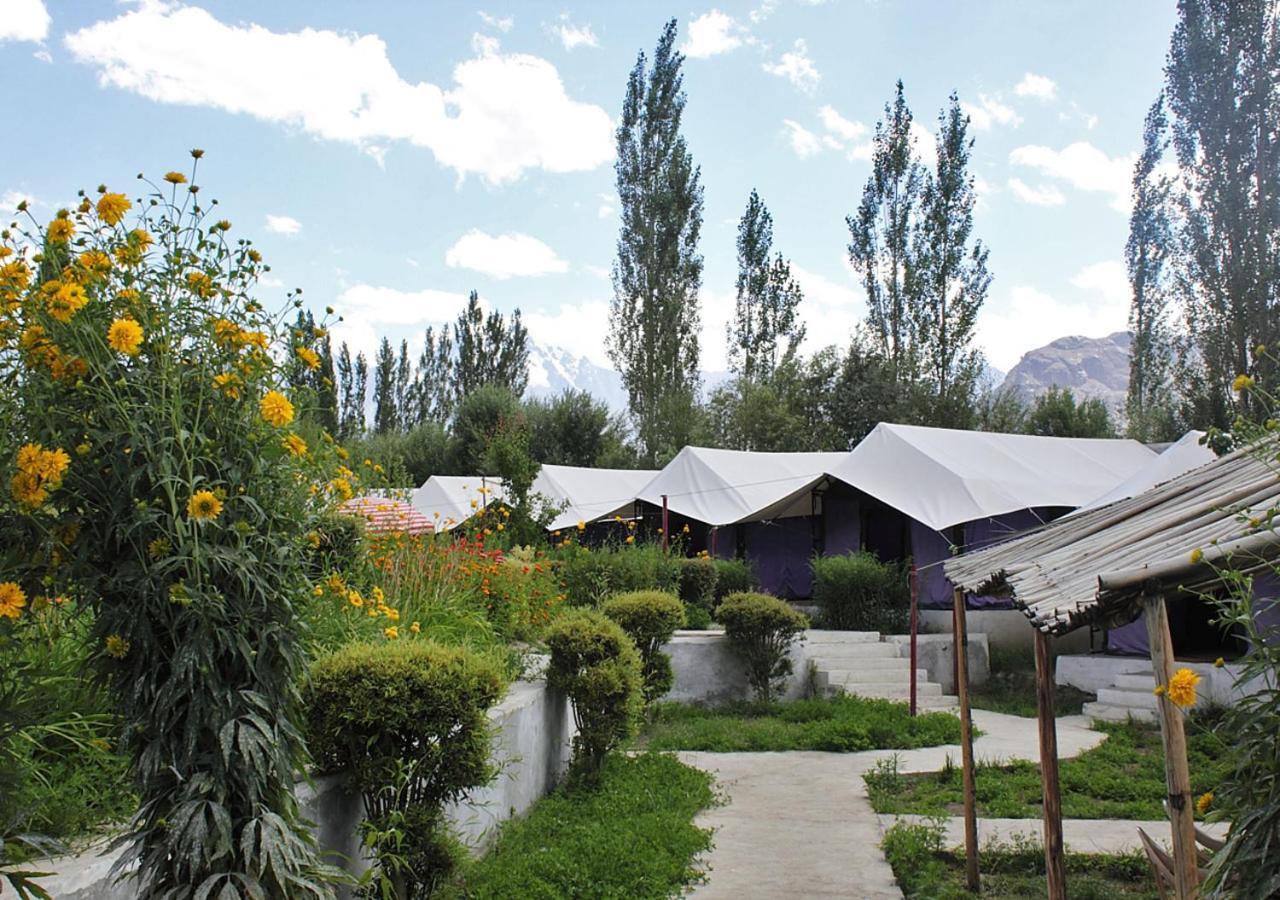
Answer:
943;440;1280;636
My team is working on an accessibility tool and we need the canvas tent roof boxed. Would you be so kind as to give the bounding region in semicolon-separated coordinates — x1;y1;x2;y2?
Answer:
824;423;1158;533
410;475;508;532
636;446;847;527
1074;430;1215;513
533;464;659;530
944;440;1280;636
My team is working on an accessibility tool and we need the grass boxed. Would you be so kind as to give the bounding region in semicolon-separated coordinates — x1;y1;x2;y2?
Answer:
866;716;1231;821
450;753;715;899
969;671;1095;717
882;819;1158;899
634;694;964;753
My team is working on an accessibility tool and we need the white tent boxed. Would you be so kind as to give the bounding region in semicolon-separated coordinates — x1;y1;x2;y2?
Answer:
532;464;659;531
1074;430;1215;513
410;475;509;531
636;446;847;526
824;423;1158;533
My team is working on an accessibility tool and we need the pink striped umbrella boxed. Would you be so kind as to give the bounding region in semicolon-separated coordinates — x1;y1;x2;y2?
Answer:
340;495;434;536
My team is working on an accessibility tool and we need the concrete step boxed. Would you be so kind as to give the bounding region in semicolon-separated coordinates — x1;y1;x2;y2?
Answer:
1096;687;1158;710
805;643;900;660
829;680;944;698
1112;672;1158;690
1083;700;1158;723
820;666;931;685
814;655;916;672
803;630;883;644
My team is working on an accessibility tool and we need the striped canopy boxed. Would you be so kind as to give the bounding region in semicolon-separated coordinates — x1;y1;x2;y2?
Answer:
340;495;434;536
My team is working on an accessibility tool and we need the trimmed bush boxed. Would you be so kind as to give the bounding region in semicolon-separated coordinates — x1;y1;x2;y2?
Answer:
545;609;644;774
683;603;713;630
677;558;718;610
306;640;506;896
716;592;808;702
712;558;756;604
811;551;910;632
602;591;686;702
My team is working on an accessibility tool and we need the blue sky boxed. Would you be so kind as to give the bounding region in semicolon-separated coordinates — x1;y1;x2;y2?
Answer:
2;0;1176;377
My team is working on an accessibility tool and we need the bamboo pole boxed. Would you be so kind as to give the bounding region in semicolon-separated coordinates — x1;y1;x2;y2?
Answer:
1034;629;1067;899
1144;595;1200;899
952;588;979;891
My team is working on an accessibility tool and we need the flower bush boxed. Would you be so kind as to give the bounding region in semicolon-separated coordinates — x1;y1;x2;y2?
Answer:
0;158;348;895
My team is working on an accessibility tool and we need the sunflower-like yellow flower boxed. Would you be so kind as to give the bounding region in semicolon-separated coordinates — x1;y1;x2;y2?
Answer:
47;215;75;243
281;433;307;457
384;625;399;640
259;390;294;427
329;477;353;502
96;192;131;226
295;345;320;371
185;271;215;298
0;582;27;620
17;443;70;482
47;283;88;322
1233;374;1255;393
187;489;223;521
1214;657;1225;668
1166;667;1201;708
1189;547;1204;565
163;171;188;185
78;249;112;275
104;634;130;658
107;317;144;356
1196;791;1213;815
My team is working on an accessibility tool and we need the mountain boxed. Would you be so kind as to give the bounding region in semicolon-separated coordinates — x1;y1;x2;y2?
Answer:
525;342;731;412
999;331;1131;413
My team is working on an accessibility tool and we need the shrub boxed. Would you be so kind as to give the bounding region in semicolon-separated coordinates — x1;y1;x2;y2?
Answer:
716;592;808;702
307;639;506;896
683;603;713;631
811;551;910;632
545;609;644;774
306;510;367;579
677;557;718;610
557;545;680;607
602;591;686;702
712;558;756;604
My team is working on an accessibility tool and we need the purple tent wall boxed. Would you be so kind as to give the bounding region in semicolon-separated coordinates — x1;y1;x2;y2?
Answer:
1106;570;1280;656
740;518;817;599
912;520;956;609
823;483;862;556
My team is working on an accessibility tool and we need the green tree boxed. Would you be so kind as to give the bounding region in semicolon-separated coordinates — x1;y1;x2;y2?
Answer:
454;290;530;400
449;384;524;477
372;337;397;435
976;383;1030;434
526;389;623;467
609;19;705;465
335;341;367;438
828;333;903;446
1025;387;1117;438
284;309;338;434
411;325;454;425
729;189;805;381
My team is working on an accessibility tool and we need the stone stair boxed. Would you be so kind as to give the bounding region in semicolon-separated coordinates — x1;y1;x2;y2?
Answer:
805;630;958;710
1082;670;1159;723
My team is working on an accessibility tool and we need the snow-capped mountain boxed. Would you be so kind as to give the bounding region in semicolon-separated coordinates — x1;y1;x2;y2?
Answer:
525;342;731;411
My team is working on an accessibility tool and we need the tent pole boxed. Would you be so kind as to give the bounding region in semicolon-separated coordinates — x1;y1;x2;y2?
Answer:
951;588;979;891
909;564;918;717
1144;595;1199;899
1034;629;1067;899
661;495;669;553
710;526;718;558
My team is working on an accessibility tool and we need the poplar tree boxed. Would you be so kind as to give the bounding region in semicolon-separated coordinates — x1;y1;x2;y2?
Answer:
609;19;704;465
394;339;412;430
335;342;361;439
729;189;806;381
353;351;370;434
411;325;454;425
453;291;530;399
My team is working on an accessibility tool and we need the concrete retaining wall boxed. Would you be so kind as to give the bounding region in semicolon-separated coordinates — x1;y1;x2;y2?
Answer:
920;608;1092;656
1056;654;1273;703
663;629;813;704
882;632;990;693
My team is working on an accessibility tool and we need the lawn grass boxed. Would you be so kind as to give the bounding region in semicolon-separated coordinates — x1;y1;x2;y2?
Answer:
450;753;714;899
883;819;1158;899
634;694;963;753
866;716;1230;821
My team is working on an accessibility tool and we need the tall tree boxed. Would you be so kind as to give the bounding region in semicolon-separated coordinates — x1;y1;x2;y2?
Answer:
335;342;362;439
353;351;370;435
729;189;805;381
411;325;454;425
1026;387;1116;439
1125;95;1179;441
372;337;398;435
609;19;705;465
913;93;990;425
1164;0;1280;423
394;339;413;431
453;290;530;399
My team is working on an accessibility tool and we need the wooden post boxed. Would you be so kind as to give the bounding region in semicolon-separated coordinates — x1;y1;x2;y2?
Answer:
909;565;919;717
1034;629;1068;899
1144;596;1200;899
952;588;979;891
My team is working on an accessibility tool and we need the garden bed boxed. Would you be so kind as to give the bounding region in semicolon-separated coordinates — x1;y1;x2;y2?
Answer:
866;717;1228;820
634;695;964;753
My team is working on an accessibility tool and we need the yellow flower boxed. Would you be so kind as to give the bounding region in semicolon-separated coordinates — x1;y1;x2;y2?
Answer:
384;625;399;640
281;433;307;457
104;634;130;658
185;271;215;298
346;589;364;608
1232;374;1255;392
1189;547;1204;565
163;171;188;185
107;317;144;356
1153;684;1166;697
577;521;586;531
329;477;353;502
682;524;690;534
259;390;294;427
295;346;320;370
187;489;223;521
47;216;75;243
96;192;131;226
1214;657;1225;668
410;622;421;634
1166;667;1201;708
213;372;242;399
78;249;113;274
1196;791;1213;815
47;283;88;322
17;443;70;482
625;535;635;544
10;471;47;508
306;531;321;549
148;537;170;559
0;582;27;620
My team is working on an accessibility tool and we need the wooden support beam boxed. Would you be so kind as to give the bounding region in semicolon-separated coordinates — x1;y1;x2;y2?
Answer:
1144;596;1200;899
1034;629;1068;899
952;588;979;892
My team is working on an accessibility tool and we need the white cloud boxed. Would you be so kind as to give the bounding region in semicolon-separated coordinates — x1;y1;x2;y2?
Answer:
782;119;822;159
818;105;865;143
477;11;513;32
961;94;1021;131
910;120;937;171
1007;177;1066;207
1009;142;1135;211
444;229;569;279
524;300;612;367
1070;260;1128;304
264;213;301;235
596;192;615;219
1014;72;1057;101
763;39;819;92
64;3;613;185
335;283;469;334
977;284;1129;372
792;263;863;351
683;10;744;58
550;15;597;51
0;0;49;43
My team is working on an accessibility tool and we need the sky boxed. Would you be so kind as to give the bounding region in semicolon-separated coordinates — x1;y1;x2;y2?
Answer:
1;0;1178;376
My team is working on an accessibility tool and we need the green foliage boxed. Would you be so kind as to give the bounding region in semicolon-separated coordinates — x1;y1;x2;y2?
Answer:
638;695;962;753
601;591;685;702
451;753;714;899
712;558;756;603
676;557;718;610
448;385;523;477
811;551;910;632
306;640;506;896
730;189;805;381
968;671;1094;718
346;423;450;488
556;546;680;608
453;290;530;400
525;389;629;468
682;603;713;630
306;511;367;579
715;592;808;702
544;609;644;774
1026;386;1117;438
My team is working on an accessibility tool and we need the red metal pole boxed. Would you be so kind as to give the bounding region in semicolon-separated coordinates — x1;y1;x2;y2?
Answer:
909;563;919;717
661;494;669;553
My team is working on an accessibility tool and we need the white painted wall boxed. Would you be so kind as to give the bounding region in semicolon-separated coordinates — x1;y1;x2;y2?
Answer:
663;630;813;704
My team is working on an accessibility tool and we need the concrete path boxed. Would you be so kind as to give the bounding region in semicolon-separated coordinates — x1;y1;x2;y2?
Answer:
879;814;1230;855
